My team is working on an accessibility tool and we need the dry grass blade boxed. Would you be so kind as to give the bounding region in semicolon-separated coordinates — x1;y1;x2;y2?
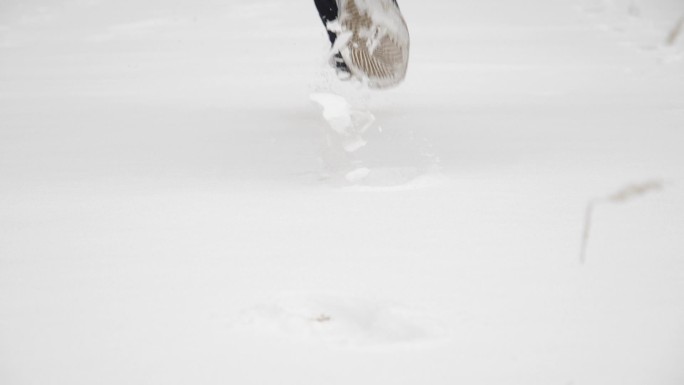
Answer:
606;180;664;202
667;15;684;46
580;179;664;264
579;201;595;264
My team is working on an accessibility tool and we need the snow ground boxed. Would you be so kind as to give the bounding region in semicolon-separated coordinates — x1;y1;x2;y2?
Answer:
1;0;684;384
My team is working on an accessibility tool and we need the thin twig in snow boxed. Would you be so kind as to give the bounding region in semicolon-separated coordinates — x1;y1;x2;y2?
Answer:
667;15;684;46
580;180;664;264
606;180;664;203
580;200;596;264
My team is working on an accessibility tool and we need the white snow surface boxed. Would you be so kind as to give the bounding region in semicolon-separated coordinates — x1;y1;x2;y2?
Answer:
1;0;684;384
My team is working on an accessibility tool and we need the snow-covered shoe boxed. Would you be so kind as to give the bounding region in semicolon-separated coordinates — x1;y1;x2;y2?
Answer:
337;0;410;89
330;52;352;80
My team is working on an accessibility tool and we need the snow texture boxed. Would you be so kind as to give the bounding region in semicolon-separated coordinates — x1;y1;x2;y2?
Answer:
1;0;684;385
233;292;448;349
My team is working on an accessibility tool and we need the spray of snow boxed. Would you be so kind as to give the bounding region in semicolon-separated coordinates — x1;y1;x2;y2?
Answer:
310;92;374;153
309;91;441;188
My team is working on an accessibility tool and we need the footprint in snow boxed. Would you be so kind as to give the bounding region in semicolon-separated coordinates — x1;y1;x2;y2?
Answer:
232;293;448;349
